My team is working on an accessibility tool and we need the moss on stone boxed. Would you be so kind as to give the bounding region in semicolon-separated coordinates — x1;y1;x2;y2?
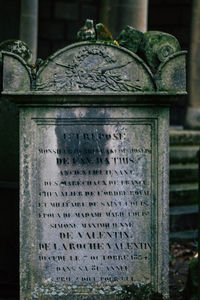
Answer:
139;31;181;69
116;26;143;53
0;39;32;63
113;283;164;300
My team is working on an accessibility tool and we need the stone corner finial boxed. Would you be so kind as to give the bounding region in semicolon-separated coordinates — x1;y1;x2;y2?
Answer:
139;31;181;69
76;19;96;42
76;19;115;44
116;27;183;69
0;39;32;64
116;25;143;54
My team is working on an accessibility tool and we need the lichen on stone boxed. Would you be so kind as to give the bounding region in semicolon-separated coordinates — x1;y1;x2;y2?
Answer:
0;39;32;64
116;283;164;300
116;25;143;53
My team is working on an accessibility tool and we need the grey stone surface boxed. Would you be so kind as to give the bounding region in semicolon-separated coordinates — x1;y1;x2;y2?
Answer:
0;39;32;64
76;19;96;41
18;104;169;299
155;51;187;92
116;26;143;54
2;41;186;300
2;52;31;92
2;40;187;94
76;20;114;42
139;31;181;69
2;41;156;93
36;42;155;93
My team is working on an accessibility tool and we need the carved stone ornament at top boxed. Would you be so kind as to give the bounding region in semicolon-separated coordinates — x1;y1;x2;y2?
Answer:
36;45;146;92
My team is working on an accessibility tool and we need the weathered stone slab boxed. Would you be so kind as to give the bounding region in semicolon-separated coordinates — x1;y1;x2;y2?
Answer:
19;103;169;299
1;39;186;300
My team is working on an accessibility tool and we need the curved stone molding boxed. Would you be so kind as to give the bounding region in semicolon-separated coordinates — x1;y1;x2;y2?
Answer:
36;42;155;93
2;39;187;95
116;25;143;54
2;51;32;92
140;31;181;69
155;51;187;92
0;39;32;64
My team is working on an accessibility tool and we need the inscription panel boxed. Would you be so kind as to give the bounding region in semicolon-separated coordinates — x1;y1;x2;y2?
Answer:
33;118;156;286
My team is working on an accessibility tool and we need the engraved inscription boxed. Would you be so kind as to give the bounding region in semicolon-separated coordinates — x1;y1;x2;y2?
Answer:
35;120;154;285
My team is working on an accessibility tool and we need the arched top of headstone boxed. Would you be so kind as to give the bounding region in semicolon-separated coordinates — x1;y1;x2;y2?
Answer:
36;42;155;93
2;51;32;92
3;41;156;94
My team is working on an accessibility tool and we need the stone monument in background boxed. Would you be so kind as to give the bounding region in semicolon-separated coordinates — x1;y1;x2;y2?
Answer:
2;22;186;300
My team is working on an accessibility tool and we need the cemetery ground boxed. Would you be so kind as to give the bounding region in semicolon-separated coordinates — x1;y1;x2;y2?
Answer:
169;241;198;300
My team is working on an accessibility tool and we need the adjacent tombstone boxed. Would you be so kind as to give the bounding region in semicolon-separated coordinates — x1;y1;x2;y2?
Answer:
2;39;186;300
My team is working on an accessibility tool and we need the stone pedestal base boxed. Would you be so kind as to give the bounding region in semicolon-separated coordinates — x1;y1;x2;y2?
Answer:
185;107;200;129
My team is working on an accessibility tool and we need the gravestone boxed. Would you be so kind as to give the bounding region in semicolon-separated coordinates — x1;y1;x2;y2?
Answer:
2;38;186;300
